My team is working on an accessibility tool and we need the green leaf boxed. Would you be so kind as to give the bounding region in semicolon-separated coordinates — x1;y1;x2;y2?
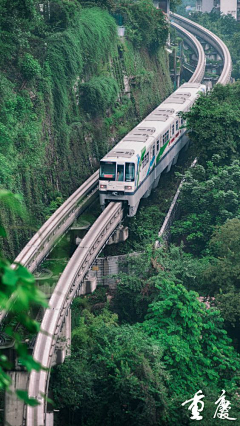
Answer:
16;390;40;406
15;264;35;283
2;267;18;286
17;356;42;372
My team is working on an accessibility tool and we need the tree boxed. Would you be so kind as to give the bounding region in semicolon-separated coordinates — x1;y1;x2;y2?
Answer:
202;219;240;345
51;244;240;425
171;160;240;254
142;278;240;423
113;249;158;323
114;244;207;323
183;84;240;164
170;0;182;12
51;309;169;426
112;0;169;50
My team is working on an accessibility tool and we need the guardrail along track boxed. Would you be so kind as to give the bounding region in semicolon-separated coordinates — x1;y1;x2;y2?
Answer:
171;13;232;85
26;202;123;426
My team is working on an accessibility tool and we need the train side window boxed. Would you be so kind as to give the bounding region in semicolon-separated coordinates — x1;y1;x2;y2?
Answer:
172;124;174;135
157;140;159;151
163;130;169;144
152;145;155;158
176;121;179;131
116;164;124;181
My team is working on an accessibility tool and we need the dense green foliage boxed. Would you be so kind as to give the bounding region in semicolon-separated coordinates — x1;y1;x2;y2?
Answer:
202;219;240;342
172;84;240;255
112;0;168;50
143;278;239;396
80;76;119;115
52;309;169;426
181;84;240;163
51;247;240;425
167;83;240;352
114;244;206;323
171;159;240;253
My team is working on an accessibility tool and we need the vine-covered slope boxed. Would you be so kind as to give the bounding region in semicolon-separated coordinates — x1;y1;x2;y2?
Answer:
0;0;172;259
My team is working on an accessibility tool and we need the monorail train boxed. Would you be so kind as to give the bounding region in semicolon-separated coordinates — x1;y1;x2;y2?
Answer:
99;82;206;216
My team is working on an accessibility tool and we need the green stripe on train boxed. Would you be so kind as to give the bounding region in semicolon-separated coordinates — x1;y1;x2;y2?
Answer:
156;140;169;163
137;147;146;187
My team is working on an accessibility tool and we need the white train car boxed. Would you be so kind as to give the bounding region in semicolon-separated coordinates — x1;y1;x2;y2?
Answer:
99;82;206;216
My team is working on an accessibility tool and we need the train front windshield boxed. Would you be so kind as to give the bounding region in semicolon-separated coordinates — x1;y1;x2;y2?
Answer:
100;161;116;181
100;161;135;182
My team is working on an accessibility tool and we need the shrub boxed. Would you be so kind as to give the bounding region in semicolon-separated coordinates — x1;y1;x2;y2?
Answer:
20;53;42;80
80;76;119;115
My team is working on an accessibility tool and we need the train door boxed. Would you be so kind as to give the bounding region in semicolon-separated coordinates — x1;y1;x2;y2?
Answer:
116;164;124;181
151;142;156;167
115;164;125;189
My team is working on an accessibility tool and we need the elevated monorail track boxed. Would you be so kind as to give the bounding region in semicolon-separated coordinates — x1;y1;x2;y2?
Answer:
171;13;232;85
2;15;232;426
171;21;205;83
26;202;123;425
0;171;99;325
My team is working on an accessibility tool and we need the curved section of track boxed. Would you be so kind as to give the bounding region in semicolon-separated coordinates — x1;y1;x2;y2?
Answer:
26;202;123;425
0;171;98;325
15;171;99;272
171;13;232;85
171;21;206;83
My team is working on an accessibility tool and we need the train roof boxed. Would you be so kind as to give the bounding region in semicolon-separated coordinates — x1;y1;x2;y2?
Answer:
101;83;205;162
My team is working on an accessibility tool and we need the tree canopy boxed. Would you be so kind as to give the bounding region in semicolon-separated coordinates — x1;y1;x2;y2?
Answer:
182;84;240;164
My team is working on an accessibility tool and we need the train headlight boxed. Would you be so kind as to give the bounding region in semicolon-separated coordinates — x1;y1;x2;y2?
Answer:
124;186;132;190
100;184;107;189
